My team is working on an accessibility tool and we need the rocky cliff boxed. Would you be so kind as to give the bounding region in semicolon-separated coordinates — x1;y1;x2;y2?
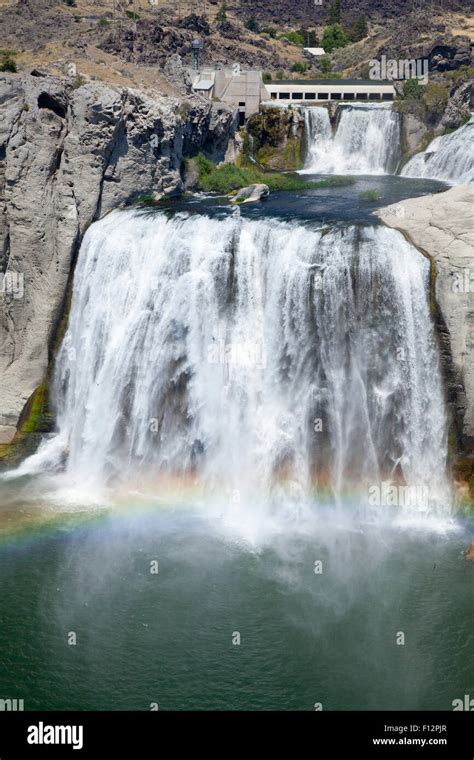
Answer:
378;185;474;458
0;72;237;445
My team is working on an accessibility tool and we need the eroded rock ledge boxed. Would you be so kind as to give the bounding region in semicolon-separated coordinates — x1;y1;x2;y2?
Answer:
0;73;237;444
378;185;474;453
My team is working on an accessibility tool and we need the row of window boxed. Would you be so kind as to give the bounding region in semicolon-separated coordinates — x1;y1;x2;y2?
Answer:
270;92;394;101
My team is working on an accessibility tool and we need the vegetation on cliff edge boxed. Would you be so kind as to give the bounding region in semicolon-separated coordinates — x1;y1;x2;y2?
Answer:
194;155;355;194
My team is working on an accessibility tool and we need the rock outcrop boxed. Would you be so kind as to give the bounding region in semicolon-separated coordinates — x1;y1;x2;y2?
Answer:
400;112;429;159
246;106;305;171
0;72;237;444
378;185;474;453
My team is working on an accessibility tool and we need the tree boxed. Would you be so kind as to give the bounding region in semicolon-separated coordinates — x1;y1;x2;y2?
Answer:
328;0;341;25
216;1;227;24
354;15;368;40
245;16;259;33
345;16;368;43
322;24;348;53
298;28;319;47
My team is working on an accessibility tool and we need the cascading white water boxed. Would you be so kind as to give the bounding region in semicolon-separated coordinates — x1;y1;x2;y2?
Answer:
19;209;449;513
301;104;401;175
401;115;474;184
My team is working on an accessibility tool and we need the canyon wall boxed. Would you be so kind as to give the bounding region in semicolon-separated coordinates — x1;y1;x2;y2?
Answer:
378;185;474;454
0;72;237;444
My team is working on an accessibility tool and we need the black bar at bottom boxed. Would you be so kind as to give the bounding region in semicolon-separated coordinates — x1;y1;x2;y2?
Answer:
0;711;472;758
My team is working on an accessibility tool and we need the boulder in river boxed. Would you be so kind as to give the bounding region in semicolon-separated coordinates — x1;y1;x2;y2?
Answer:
232;184;270;204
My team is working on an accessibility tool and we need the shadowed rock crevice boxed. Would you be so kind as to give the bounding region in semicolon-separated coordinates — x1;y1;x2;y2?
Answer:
37;92;67;119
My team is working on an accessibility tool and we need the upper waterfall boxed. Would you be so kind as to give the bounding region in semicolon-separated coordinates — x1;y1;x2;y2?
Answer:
301;104;401;175
401;115;474;184
19;209;449;512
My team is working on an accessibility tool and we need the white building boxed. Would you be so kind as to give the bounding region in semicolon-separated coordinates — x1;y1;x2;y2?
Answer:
264;79;396;103
192;72;397;120
192;68;268;123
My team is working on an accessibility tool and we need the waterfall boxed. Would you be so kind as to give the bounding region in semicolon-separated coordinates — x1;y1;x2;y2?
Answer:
302;104;401;175
303;107;333;169
401;116;474;184
19;209;449;513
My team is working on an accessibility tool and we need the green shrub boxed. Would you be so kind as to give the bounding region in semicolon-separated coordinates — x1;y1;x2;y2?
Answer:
319;57;331;74
216;1;227;23
125;10;140;21
260;27;276;38
135;194;156;205
359;189;381;202
98;16;109;28
423;82;448;116
0;49;17;72
449;65;474;85
291;62;307;74
280;31;304;46
195;154;356;194
179;101;193;119
245;16;259;33
322;24;348;53
276;69;284;80
72;74;86;89
402;78;424;100
262;72;272;83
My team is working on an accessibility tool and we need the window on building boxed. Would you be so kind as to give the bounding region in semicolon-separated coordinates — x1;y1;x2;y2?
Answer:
239;102;245;107
331;93;342;100
369;93;380;101
344;93;355;100
304;92;316;100
292;93;304;100
279;92;290;99
317;93;329;100
382;93;393;100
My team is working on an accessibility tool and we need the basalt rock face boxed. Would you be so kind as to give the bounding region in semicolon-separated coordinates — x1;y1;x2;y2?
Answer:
0;73;237;444
442;81;473;130
378;186;474;455
246;106;305;171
